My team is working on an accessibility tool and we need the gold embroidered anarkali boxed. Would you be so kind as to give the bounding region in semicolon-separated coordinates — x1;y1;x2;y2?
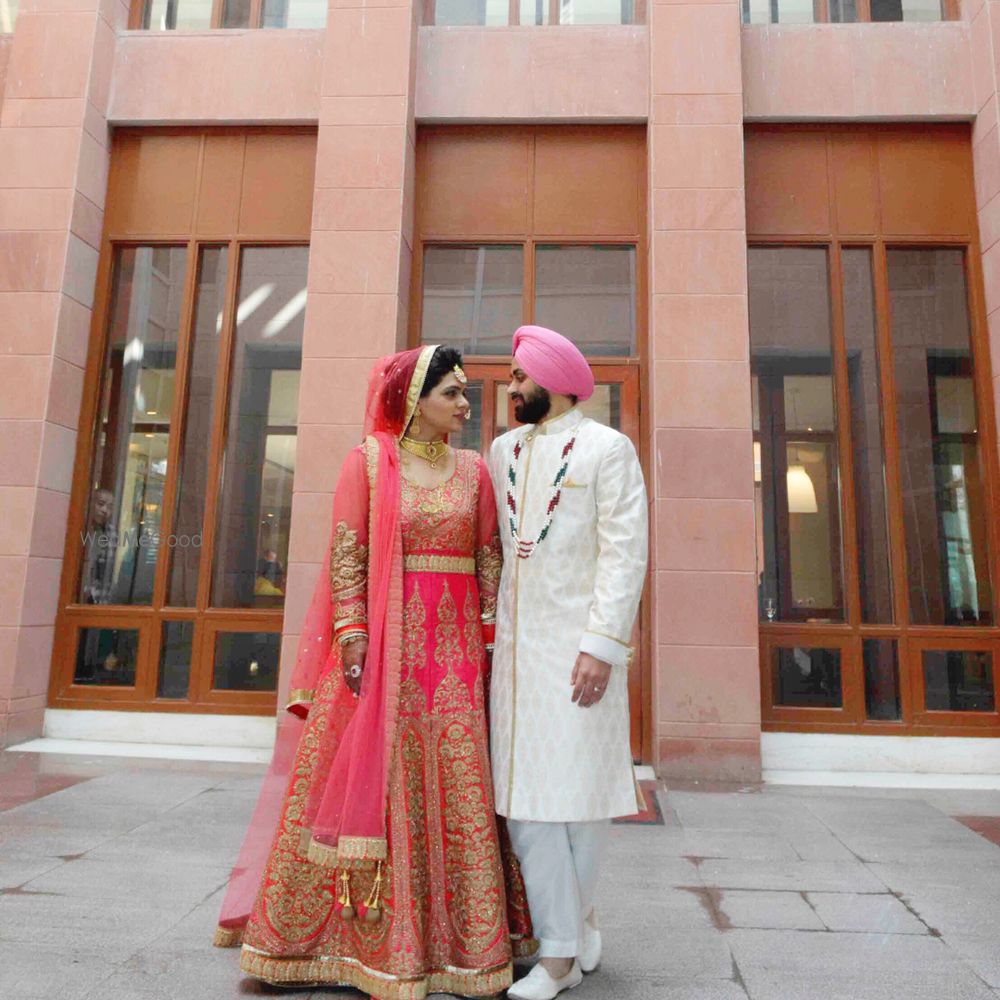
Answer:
235;447;532;999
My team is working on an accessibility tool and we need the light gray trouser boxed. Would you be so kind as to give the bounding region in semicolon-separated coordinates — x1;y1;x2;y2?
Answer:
507;819;611;958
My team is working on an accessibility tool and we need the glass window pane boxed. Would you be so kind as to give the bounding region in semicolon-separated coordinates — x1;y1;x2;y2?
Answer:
495;382;511;437
422;245;524;356
158;620;194;699
863;638;901;721
142;0;213;29
888;249;992;626
558;0;635;23
1;0;18;32
74;627;139;687
211;247;307;610
578;384;622;431
221;0;251;26
742;0;771;22
213;631;280;691
80;247;187;607
450;382;484;452
871;0;941;20
168;247;227;607
535;245;636;358
828;0;857;20
773;646;842;708
843;249;893;624
434;0;509;23
262;0;327;27
520;0;549;23
923;649;995;712
749;247;844;623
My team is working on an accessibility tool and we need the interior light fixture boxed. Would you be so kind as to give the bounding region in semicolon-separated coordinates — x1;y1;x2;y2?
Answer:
787;464;818;514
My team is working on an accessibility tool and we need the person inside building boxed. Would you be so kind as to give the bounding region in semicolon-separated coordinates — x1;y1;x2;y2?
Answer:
488;325;649;1000
215;344;533;999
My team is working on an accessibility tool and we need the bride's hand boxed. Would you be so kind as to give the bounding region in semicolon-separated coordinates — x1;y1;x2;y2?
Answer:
342;639;368;697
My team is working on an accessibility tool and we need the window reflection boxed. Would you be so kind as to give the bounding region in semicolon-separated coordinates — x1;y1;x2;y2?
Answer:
80;247;188;607
74;627;139;687
213;632;280;691
211;247;306;610
773;646;842;708
843;249;893;624
742;0;941;21
143;0;213;29
168;247;227;607
0;0;17;32
143;0;325;28
863;638;901;721
434;0;509;24
422;245;524;356
923;649;995;712
535;245;637;358
871;0;941;19
888;249;992;626
750;247;844;623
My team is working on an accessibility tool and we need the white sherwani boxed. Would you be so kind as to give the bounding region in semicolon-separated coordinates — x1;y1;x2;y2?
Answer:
489;407;648;822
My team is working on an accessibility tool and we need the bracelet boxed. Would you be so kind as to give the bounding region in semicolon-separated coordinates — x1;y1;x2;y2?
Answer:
340;632;367;648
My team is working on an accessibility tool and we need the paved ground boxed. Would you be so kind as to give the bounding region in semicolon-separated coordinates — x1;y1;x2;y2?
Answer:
2;749;1000;1000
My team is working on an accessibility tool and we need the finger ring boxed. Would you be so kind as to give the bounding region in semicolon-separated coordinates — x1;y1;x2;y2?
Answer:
349;664;362;679
592;685;601;693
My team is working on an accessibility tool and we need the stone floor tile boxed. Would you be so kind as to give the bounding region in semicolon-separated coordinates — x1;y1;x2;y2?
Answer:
727;928;966;974
738;968;996;1000
698;858;885;893
940;933;1000;988
0;892;196;963
0;943;118;999
719;889;824;930
0;854;63;888
807;891;928;934
21;857;230;903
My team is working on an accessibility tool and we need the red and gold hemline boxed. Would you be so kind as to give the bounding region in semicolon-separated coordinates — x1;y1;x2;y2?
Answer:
240;948;512;1000
213;925;243;948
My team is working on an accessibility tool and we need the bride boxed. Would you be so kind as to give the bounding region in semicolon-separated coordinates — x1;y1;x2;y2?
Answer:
215;345;533;998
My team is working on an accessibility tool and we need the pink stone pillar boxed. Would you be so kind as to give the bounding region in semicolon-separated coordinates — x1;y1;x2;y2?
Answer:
0;0;119;747
969;0;1000;446
279;0;420;707
648;1;761;780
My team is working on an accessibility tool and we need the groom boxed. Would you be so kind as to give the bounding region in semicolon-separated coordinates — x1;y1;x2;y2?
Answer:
489;325;649;1000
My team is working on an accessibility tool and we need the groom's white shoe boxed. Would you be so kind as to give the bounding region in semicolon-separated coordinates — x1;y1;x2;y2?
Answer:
579;917;602;973
507;960;583;1000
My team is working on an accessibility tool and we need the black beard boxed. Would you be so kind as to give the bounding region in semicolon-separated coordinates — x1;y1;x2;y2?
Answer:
513;387;551;424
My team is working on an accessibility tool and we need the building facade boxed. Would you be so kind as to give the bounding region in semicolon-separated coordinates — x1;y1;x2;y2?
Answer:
1;0;1000;782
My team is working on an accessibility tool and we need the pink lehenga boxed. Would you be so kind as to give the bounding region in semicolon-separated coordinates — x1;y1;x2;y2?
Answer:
215;347;533;1000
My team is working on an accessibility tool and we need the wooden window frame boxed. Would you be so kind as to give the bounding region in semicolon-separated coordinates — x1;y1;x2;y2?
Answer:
753;236;1000;738
50;236;308;717
410;125;650;760
742;0;959;25
421;0;647;26
130;0;269;30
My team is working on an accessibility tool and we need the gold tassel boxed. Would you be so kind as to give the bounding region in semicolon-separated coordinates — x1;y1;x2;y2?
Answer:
362;860;383;923
337;869;355;920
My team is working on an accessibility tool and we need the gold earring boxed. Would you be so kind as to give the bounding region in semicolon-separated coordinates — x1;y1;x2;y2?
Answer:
410;413;421;436
464;410;471;421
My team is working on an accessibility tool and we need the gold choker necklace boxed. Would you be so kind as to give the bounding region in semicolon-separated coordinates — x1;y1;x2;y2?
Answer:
400;436;448;468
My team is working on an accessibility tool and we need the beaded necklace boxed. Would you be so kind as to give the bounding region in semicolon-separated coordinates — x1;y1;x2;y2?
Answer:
505;433;577;559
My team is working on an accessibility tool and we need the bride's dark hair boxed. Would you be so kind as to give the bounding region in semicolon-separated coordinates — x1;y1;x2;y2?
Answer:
420;346;465;396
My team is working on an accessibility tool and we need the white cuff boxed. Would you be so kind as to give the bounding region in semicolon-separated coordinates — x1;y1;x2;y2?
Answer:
579;630;630;668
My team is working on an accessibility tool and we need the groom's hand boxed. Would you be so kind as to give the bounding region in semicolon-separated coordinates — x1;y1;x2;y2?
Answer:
571;652;612;708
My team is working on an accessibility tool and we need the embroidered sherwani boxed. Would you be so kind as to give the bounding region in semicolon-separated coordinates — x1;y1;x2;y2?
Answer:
239;448;532;999
489;408;648;822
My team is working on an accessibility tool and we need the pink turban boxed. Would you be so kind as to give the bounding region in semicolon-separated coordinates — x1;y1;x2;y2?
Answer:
512;325;595;402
